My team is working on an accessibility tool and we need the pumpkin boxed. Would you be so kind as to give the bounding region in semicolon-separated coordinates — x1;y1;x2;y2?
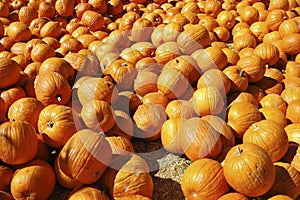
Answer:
238;6;259;25
40;21;62;38
191;46;228;73
256;76;283;95
265;9;288;31
150;24;165;47
285;61;300;78
0;165;13;192
179;117;222;161
110;109;134;139
263;31;282;43
133;104;167;141
278;19;299;38
88;0;107;14
161;118;186;154
227;102;261;138
181;158;229;200
227;92;259;107
0;121;38;165
54;156;82;189
0;58;21;89
154;41;182;64
6;21;31;42
197;69;231;95
236;55;266;83
81;100;115;133
157;67;189;100
268;0;289;10
286;99;300;124
202;115;235;148
130;42;155;58
164;55;200;84
243;120;289;162
142;91;169;108
264;67;284;82
57;129;112;184
213;27;231;42
223;144;276;197
131;18;154;42
199;16;218;32
68;187;110;200
204;0;222;18
165;99;196;119
218;192;248;200
253;43;280;66
107;0;123;15
105;135;134;156
267;195;294;200
55;0;74;17
38;1;55;19
81;10;104;31
281;143;298;164
38;104;82;148
8;97;44;129
259;107;287;127
34;72;71;106
217;10;236;30
223;65;249;92
281;87;300;104
101;154;154;198
0;191;14;200
113;91;141;117
10;160;56;200
162;22;183;42
177;24;210;54
263;162;300;199
77;77;118;106
30;43;56;63
285;124;300;145
192;86;225;117
134;70;158;96
103;59;137;91
281;33;300;55
291;146;300;172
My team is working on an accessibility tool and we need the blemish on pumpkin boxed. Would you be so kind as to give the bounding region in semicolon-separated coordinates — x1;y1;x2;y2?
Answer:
93;170;102;178
47;120;54;128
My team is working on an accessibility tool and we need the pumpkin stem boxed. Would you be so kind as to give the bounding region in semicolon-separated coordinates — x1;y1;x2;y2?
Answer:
236;146;243;156
56;94;62;102
47;120;54;128
239;69;245;77
252;123;259;131
121;62;128;67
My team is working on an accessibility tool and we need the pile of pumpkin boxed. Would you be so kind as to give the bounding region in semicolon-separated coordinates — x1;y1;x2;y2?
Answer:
1;0;300;199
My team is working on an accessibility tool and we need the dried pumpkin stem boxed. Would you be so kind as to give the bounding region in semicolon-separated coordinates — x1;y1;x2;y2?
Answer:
236;145;243;156
239;69;245;77
47;120;54;128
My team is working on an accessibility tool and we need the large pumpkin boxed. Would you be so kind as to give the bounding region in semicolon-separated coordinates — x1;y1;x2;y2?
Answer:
57;129;112;185
223;144;276;197
243;120;289;162
34;72;71;106
101;154;154;199
8;97;44;129
0;57;21;88
10;159;56;200
181;158;229;200
38;104;82;148
0;121;38;165
179;117;222;161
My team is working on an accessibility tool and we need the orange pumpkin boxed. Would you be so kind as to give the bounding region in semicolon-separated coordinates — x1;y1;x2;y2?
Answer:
113;91;142;117
259;107;287;127
105;135;134;156
0;165;13;192
281;33;300;55
243;120;289;162
227;102;261;138
179;117;222;161
181;158;229;199
218;192;248;200
142;91;169;108
223;65;249;92
0;121;38;165
253;43;280;66
286;99;300;124
165;99;196;119
291;145;300;172
6;21;32;42
10;160;56;200
110;109;134;139
223;144;276;197
34;72;71;106
131;18;154;42
57;129;112;184
68;187;110;200
81;100;115;133
0;58;21;89
134;70;158;96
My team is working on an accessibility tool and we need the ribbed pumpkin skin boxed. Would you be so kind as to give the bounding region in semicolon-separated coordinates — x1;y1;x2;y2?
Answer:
218;192;248;200
0;58;21;89
223;144;276;197
243;120;289;162
263;162;300;199
101;154;154;199
0;121;38;165
68;187;109;200
57;129;112;185
181;158;229;200
177;24;210;55
284;124;300;145
179;117;222;161
10;160;56;200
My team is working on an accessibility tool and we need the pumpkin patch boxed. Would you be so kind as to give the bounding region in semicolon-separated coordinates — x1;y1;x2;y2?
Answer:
0;0;300;199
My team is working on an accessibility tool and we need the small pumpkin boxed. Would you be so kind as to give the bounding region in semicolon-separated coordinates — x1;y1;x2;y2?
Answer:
253;43;280;66
181;158;229;200
10;160;56;200
165;99;196;119
286;99;300;124
40;21;62;38
0;58;21;89
243;120;289;162
0;121;38;165
218;192;248;200
113;91;141;117
1;86;26;112
7;21;31;42
0;165;13;192
134;70;158;96
131;17;154;42
105;135;134;157
259;107;287;127
281;87;300;104
281;33;300;55
223;144;276;197
81;10;104;31
142;91;169;109
55;0;74;17
81;100;115;133
162;22;183;42
30;43;56;63
110;109;134;139
154;41;182;65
